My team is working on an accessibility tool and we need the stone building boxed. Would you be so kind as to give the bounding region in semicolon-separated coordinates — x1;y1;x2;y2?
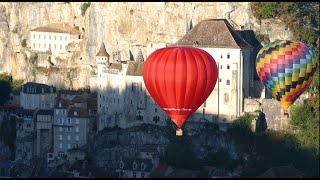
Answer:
20;82;57;110
29;23;81;54
172;19;254;122
96;18;255;131
52;92;96;160
96;42;168;130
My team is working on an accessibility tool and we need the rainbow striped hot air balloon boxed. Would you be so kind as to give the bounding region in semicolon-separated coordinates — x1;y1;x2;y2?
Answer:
256;40;318;111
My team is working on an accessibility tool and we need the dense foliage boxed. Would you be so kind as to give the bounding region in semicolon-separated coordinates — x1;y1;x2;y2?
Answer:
0;73;24;105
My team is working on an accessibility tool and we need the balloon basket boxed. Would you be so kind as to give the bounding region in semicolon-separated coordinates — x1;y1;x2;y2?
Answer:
176;129;183;136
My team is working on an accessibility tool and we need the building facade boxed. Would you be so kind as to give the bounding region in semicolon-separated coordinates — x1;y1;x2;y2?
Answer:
96;43;167;130
172;19;254;122
29;23;81;54
20;82;57;110
52;93;96;160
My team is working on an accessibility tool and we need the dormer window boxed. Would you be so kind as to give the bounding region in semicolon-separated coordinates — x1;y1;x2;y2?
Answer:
59;103;62;108
74;111;78;116
141;163;145;170
133;162;137;170
120;161;124;169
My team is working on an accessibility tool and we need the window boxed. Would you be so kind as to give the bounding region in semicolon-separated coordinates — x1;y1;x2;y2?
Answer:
27;123;31;128
59;118;63;125
76;119;79;125
220;65;222;69
140;100;142;104
74;111;77;116
120;162;124;168
224;93;229;103
33;43;35;48
59;127;63;132
219;78;222;82
44;35;46;39
227;53;230;59
67;144;71;149
54;44;56;49
153;116;160;123
60;44;62;49
63;110;66;115
220;54;223;58
60;36;62;40
58;152;64;157
226;80;230;85
133;172;136;178
118;98;119;104
59;135;63;140
44;44;46;48
38;34;40;39
65;36;67;41
56;109;59;115
76;127;79;132
38;43;40;48
76;135;79;141
155;108;157;113
67;135;71;141
49;43;51;49
59;103;62;108
33;34;35;39
59;143;63;149
227;64;230;69
67;127;71;132
131;100;133;105
54;36;56;40
49;35;51;40
141;172;145;178
141;163;145;170
67;118;71;125
133;162;137;170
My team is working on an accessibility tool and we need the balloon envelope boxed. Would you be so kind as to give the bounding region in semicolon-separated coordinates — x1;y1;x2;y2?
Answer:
143;47;218;128
256;40;318;110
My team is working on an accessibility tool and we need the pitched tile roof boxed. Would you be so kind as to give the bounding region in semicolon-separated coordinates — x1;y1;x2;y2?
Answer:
31;23;81;35
21;82;56;94
126;61;144;76
54;99;71;109
108;63;123;70
96;42;110;57
172;19;252;49
68;107;89;118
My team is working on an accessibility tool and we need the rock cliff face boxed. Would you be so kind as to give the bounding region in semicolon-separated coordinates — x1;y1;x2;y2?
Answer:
0;2;259;89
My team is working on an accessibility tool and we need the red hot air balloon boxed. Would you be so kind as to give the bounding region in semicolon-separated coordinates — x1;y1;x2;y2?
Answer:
143;47;218;136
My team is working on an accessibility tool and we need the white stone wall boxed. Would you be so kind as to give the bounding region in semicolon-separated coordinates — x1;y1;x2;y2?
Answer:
30;31;70;54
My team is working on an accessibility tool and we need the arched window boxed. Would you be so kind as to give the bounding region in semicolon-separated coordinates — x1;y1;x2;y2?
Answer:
227;53;230;59
224;93;229;103
226;80;230;85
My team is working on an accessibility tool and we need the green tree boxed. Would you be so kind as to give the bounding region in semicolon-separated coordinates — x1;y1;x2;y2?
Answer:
165;142;201;170
261;2;279;19
0;73;13;105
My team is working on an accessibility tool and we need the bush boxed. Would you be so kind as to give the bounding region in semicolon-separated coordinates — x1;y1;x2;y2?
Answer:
21;39;27;47
261;2;279;19
165;142;202;170
12;28;18;33
81;2;91;16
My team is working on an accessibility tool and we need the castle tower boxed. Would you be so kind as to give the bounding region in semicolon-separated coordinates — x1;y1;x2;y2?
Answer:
96;42;109;131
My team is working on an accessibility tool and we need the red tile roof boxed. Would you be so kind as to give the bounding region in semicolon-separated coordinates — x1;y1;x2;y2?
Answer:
31;23;81;35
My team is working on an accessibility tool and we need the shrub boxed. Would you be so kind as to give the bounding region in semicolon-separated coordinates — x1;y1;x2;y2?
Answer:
21;39;27;47
81;2;91;16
